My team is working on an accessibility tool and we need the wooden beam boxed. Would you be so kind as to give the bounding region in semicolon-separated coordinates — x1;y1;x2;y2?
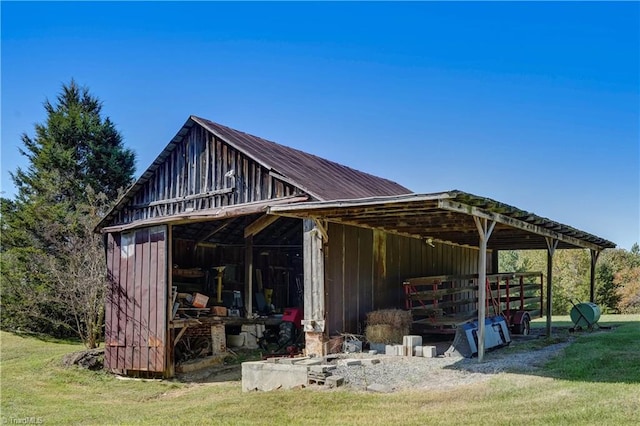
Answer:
545;237;558;337
131;187;234;209
474;217;496;362
302;219;326;335
438;199;603;251
196;220;232;245
244;215;279;238
101;195;308;233
244;234;253;319
589;249;601;303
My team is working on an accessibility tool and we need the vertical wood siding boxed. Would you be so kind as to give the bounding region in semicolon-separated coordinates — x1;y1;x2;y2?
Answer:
114;125;299;225
105;226;167;374
325;223;479;336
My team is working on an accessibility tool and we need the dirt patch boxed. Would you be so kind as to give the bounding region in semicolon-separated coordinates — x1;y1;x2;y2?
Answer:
176;364;242;383
61;348;104;370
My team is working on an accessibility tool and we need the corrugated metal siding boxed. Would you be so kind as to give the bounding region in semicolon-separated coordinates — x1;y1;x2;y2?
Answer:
105;226;167;374
325;223;479;335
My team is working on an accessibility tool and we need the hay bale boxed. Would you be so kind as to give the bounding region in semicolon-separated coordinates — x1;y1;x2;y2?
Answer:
366;309;412;328
365;309;412;344
365;324;404;344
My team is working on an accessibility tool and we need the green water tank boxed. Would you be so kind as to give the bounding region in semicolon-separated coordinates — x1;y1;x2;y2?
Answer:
570;302;601;328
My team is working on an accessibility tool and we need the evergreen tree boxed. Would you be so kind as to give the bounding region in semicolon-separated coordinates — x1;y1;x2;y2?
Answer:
1;80;136;345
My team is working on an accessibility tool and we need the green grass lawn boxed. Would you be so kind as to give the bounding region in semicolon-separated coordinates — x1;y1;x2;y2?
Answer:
1;315;639;425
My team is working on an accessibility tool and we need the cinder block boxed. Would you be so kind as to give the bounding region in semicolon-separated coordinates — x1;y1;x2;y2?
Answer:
242;361;309;392
422;345;437;358
414;346;423;357
385;345;395;355
403;335;423;348
326;375;344;388
242;331;259;349
277;356;309;365
361;358;381;365
309;364;337;374
341;359;361;366
394;345;404;356
294;358;322;366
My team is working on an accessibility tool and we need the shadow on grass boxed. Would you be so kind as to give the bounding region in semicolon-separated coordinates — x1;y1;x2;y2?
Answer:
442;319;640;384
3;329;83;346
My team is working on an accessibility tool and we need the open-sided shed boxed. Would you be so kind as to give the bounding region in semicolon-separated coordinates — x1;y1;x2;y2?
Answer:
96;115;614;377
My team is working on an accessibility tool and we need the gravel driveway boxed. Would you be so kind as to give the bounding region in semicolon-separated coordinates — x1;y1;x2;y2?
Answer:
329;335;574;392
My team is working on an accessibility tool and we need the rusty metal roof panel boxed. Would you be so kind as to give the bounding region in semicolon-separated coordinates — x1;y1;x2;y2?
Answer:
191;116;412;201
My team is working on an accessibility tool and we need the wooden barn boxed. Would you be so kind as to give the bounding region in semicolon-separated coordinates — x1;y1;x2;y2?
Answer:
96;115;615;377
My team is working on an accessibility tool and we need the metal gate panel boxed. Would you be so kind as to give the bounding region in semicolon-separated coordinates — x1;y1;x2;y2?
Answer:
105;226;167;374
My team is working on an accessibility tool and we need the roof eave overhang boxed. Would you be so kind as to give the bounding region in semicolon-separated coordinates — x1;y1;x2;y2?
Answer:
268;191;615;252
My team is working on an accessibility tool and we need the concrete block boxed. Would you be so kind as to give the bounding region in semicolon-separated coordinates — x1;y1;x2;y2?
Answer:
277;357;310;365
326;375;344;388
394;345;404;356
242;361;309;392
210;324;226;354
403;335;423;348
340;359;362;366
414;346;423;357
309;365;337;374
361;358;381;365
241;331;259;349
368;350;378;355
294;359;322;366
385;345;395;355
422;345;437;358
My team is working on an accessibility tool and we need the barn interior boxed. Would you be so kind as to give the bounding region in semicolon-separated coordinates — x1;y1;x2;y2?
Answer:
170;215;305;366
172;215;304;314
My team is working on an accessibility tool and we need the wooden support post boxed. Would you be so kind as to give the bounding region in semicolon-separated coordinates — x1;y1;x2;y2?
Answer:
473;217;496;362
589;249;601;303
545;237;558;338
302;219;326;356
245;235;253;318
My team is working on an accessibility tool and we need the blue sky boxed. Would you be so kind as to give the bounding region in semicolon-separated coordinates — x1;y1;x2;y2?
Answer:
2;1;639;249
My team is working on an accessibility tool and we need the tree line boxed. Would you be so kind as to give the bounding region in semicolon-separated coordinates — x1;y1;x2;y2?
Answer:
1;81;135;347
499;244;640;315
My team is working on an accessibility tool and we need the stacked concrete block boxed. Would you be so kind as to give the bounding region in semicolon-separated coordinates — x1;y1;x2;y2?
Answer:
403;335;422;357
210;324;226;354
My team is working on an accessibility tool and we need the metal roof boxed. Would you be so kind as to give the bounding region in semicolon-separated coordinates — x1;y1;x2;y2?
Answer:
268;190;616;251
191;116;411;201
98;116;411;230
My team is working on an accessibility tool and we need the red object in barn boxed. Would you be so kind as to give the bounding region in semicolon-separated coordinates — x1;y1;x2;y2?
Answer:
282;308;303;328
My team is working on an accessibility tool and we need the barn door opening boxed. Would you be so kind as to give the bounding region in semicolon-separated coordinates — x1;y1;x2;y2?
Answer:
105;225;168;376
